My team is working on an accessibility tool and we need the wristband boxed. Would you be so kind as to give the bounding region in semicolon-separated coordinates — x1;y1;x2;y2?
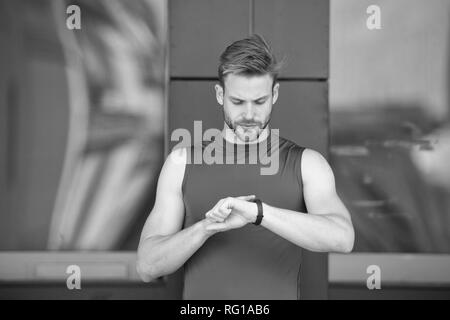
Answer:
251;198;263;225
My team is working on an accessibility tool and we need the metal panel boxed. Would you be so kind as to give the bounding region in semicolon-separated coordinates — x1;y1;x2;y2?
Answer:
169;0;250;77
168;80;222;151
254;0;329;78
270;81;328;156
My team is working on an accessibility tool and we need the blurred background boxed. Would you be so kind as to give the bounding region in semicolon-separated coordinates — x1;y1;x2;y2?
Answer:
331;0;450;253
0;0;449;299
0;0;167;251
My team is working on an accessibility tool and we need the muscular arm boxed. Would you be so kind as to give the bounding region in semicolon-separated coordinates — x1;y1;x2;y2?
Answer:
206;148;355;253
259;148;354;253
136;148;217;282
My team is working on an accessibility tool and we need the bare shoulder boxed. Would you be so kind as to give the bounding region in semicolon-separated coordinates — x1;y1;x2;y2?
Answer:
301;148;335;186
159;147;188;188
302;148;329;167
167;146;188;165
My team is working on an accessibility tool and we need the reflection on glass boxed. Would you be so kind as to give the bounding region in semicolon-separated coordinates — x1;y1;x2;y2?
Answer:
0;0;167;250
49;0;167;250
330;0;450;252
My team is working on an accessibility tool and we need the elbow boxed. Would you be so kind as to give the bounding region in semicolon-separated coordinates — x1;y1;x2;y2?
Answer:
340;238;354;254
136;257;160;283
337;226;355;253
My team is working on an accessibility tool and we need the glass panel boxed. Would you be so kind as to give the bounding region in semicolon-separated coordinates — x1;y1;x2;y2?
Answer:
0;0;167;250
330;0;450;252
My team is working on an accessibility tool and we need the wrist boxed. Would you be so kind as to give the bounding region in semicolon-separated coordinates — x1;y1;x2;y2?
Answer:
260;203;270;225
247;198;264;225
248;202;258;223
199;218;218;238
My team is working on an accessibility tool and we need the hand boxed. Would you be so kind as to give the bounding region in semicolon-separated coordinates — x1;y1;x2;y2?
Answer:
204;195;258;232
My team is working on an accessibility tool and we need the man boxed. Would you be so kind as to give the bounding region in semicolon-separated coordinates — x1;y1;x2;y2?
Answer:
137;34;354;299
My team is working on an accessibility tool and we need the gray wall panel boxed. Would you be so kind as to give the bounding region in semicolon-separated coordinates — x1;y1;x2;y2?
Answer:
169;0;250;77
254;0;329;78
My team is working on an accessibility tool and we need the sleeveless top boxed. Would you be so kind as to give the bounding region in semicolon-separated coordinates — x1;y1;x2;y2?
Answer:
181;131;307;299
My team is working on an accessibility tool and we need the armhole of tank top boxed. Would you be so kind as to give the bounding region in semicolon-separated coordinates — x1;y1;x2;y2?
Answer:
296;146;306;189
297;146;306;300
297;146;308;214
181;146;190;197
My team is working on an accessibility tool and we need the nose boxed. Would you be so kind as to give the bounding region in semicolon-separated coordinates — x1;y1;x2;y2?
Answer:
243;103;254;120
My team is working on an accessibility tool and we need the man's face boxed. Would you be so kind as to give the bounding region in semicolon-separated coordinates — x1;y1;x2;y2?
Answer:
215;73;279;143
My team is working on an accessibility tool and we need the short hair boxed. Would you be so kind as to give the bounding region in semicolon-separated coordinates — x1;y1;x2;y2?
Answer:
218;34;282;89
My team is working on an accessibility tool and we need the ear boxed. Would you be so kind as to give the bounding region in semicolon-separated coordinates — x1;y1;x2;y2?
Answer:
272;82;280;104
214;84;224;106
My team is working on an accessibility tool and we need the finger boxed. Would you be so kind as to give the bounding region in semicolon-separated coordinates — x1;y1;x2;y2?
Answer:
210;199;225;215
212;206;226;217
205;210;221;222
236;195;256;201
209;197;233;220
206;210;224;222
218;206;232;216
211;213;225;222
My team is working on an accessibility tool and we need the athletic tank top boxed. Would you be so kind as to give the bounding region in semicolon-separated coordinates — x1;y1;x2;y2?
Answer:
181;131;307;299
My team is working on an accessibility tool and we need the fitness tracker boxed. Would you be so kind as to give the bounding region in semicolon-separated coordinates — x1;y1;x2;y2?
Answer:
251;198;264;225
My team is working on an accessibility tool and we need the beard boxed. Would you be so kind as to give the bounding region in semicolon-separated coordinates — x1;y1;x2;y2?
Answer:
223;109;271;143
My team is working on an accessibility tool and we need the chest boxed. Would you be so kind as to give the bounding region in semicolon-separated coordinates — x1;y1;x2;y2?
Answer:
183;160;305;224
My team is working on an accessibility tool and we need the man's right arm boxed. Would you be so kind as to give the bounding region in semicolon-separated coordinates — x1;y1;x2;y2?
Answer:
136;147;218;282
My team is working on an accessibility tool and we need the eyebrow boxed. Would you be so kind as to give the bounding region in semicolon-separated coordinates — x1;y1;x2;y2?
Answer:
229;95;270;102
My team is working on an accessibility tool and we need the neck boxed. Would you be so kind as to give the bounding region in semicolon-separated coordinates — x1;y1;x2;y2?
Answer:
221;123;270;145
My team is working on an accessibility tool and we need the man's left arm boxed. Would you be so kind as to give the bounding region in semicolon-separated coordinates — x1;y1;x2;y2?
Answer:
205;148;354;253
254;148;354;253
210;148;352;253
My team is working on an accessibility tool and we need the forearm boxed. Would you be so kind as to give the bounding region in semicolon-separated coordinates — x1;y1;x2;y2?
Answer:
260;204;354;253
137;219;216;281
